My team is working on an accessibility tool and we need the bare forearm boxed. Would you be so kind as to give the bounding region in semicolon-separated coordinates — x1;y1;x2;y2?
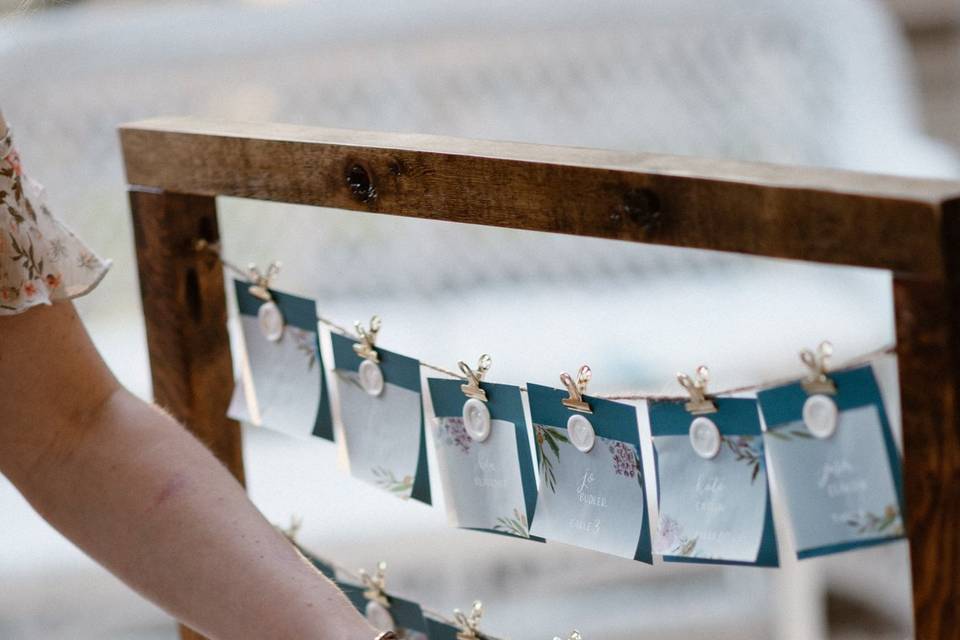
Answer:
5;388;374;640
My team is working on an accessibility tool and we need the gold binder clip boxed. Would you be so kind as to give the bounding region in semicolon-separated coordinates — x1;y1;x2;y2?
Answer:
453;600;484;640
800;341;837;395
359;561;394;631
353;316;382;363
247;261;281;302
677;366;717;415
560;365;592;414
359;561;390;608
553;632;583;640
459;354;492;402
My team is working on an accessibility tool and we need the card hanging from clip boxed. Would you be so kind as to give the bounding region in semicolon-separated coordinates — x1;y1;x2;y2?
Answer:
459;354;493;442
427;361;541;541
526;369;652;562
359;562;393;631
677;366;721;459
799;341;839;438
329;318;432;504
227;267;335;441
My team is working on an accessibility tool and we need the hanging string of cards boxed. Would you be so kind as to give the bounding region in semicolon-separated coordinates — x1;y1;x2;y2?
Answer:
218;246;905;633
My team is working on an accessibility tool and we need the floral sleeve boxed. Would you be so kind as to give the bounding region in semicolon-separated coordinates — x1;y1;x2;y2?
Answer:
0;123;110;315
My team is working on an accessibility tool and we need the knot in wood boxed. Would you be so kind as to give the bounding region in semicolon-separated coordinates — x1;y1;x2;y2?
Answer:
616;188;661;233
346;163;377;203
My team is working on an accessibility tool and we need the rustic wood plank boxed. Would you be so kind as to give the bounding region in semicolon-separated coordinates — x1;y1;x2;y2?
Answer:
894;197;960;640
129;189;244;640
119;117;960;276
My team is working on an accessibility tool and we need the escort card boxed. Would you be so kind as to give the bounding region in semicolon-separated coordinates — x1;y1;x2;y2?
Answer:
330;333;431;504
428;378;541;540
649;398;778;566
526;383;652;562
758;365;905;558
227;280;334;440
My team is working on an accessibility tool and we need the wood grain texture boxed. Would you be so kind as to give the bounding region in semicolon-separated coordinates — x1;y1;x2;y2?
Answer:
129;189;244;640
119;117;960;277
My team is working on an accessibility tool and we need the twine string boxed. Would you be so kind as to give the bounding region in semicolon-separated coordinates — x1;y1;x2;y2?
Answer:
200;241;897;402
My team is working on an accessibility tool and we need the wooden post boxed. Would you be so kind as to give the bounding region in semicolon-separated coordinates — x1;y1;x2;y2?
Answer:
129;188;244;640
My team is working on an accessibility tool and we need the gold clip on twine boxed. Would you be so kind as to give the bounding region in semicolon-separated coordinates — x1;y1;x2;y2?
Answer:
459;354;493;402
453;601;484;640
353;315;382;363
800;341;837;395
247;261;282;302
359;561;390;609
560;365;593;413
677;366;718;415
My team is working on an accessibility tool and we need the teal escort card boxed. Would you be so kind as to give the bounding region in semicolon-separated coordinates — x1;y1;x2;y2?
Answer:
424;617;461;640
337;581;429;640
330;332;431;505
649;398;778;566
758;365;905;558
427;378;541;541
526;383;652;563
227;280;334;441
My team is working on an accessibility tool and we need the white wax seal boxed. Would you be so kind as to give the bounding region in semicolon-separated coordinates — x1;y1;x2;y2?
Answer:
462;397;491;442
567;414;596;453
803;394;838;439
689;416;721;459
358;359;384;397
365;600;395;632
257;300;284;342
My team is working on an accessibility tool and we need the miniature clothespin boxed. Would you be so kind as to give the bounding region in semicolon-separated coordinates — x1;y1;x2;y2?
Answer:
677;365;717;414
247;261;282;302
353;316;382;363
553;631;583;640
453;601;484;640
459;354;493;402
800;341;836;395
359;561;390;608
560;365;592;414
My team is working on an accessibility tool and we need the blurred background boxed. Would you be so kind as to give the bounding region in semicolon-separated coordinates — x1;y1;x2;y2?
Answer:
1;0;958;638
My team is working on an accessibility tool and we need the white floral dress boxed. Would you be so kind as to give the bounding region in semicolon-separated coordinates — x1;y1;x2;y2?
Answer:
0;118;110;315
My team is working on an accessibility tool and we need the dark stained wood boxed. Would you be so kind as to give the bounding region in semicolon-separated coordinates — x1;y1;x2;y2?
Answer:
129;189;244;640
119;117;960;277
120;118;960;639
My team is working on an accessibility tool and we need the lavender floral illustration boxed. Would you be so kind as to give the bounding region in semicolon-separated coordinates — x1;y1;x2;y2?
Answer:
288;327;317;371
656;515;698;557
534;424;568;493
723;435;763;484
493;507;530;538
608;440;643;488
372;466;413;497
845;504;904;536
437;417;472;455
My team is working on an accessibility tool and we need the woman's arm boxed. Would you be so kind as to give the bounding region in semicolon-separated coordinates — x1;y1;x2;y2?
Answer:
0;301;378;640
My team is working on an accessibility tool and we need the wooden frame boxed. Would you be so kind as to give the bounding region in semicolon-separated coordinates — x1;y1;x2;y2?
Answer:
120;117;960;640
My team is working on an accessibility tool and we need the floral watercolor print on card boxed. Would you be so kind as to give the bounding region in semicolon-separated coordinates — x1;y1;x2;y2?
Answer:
228;280;334;441
650;397;777;566
526;384;652;562
427;378;540;540
331;332;431;505
758;365;904;558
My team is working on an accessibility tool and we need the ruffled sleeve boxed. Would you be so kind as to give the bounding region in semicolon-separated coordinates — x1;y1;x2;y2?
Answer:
0;124;110;315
